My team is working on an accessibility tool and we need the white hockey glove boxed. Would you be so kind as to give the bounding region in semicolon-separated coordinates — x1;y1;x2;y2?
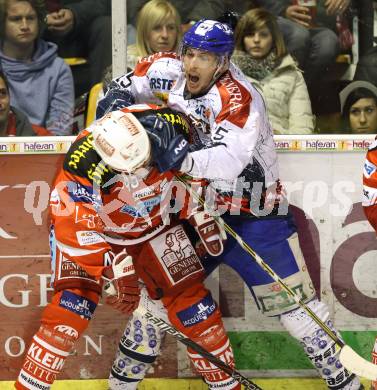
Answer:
102;250;140;315
189;211;227;257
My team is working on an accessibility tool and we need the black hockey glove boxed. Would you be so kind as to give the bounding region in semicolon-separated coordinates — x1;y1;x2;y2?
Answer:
96;88;135;119
139;114;189;173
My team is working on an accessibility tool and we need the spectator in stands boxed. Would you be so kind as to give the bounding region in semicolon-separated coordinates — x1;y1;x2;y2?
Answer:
44;0;111;95
127;0;224;34
340;80;377;134
126;0;181;70
0;0;74;135
232;8;314;134
354;47;377;86
256;0;351;85
0;70;50;136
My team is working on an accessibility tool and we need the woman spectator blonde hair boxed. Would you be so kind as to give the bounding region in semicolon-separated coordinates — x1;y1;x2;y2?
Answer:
232;7;314;135
127;0;181;69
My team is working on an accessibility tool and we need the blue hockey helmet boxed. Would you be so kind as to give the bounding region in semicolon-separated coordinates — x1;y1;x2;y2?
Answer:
181;19;235;57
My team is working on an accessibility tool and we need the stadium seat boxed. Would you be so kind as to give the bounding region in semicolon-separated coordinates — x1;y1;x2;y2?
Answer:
63;57;88;66
86;82;103;127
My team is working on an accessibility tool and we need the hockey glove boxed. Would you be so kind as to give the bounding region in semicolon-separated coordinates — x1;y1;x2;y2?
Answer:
102;250;140;314
189;211;227;257
139;114;189;173
96;88;135;119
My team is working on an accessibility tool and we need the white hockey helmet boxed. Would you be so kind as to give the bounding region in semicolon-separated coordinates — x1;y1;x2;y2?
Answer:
92;110;151;173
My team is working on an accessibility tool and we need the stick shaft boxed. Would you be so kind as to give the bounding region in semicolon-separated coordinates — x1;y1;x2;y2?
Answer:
176;175;343;348
137;307;262;390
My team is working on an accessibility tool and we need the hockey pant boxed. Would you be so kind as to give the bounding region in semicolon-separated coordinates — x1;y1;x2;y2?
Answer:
15;288;99;390
204;214;361;390
109;285;240;390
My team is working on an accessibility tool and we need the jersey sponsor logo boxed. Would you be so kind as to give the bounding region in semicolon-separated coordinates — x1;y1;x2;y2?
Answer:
57;252;98;285
67;182;100;205
87;161;111;186
119;195;161;217
176;293;217;327
364;160;376;178
54;325;79;340
219;74;244;114
67;134;94;170
149;77;174;91
59;291;96;320
156;112;190;134
258;283;308;314
76;230;105;246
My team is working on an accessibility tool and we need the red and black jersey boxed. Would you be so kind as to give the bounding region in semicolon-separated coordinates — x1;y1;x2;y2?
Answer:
50;104;202;279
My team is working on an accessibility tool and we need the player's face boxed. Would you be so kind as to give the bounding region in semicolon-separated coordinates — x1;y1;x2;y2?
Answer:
183;47;218;95
243;26;273;59
4;1;38;47
0;78;10;128
349;98;377;134
148;17;177;53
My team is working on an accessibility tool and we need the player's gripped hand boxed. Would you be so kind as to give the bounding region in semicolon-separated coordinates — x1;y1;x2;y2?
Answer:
102;251;141;315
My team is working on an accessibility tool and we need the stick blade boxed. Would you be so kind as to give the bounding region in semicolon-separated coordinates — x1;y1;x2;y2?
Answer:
339;345;377;380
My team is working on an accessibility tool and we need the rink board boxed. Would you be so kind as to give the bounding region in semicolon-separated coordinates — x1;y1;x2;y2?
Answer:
0;378;372;389
1;135;377;383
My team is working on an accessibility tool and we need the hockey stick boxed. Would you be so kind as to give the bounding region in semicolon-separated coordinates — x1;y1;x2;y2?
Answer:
104;277;262;389
134;306;262;390
176;174;377;381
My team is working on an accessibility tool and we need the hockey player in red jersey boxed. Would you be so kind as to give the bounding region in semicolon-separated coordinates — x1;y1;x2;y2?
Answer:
14;105;240;390
99;19;363;390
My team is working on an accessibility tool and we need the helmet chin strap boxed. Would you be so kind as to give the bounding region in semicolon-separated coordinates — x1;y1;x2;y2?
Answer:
212;56;229;82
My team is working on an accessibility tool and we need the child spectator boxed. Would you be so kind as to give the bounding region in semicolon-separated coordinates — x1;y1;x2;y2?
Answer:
126;0;181;69
0;0;74;135
340;80;377;134
232;7;314;134
0;70;50;136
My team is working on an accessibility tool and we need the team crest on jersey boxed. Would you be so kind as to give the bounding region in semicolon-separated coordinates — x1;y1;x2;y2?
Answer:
187;102;212;134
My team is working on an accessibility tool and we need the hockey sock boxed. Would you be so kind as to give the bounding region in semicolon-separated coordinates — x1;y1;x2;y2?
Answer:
280;298;361;390
109;311;165;390
15;288;99;390
187;324;241;390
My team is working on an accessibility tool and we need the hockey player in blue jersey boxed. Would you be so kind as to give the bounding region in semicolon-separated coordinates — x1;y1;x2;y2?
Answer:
99;19;364;390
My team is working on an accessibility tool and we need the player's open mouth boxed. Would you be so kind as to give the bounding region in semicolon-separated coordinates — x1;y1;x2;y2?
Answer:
188;75;199;85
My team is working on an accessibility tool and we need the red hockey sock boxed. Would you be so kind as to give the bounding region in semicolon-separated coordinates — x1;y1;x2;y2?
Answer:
15;288;99;389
